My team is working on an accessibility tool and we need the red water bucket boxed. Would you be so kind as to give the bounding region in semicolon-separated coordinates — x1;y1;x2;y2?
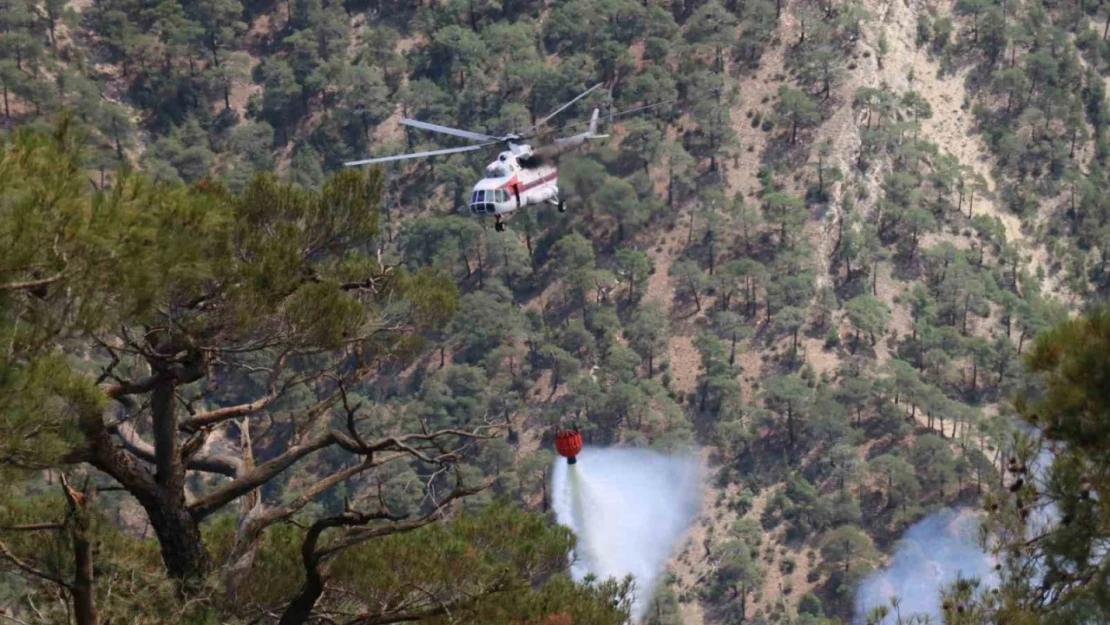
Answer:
554;429;582;464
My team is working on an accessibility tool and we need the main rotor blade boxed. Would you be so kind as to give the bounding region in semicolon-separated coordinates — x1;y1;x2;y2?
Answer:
526;82;604;135
400;119;500;142
548;96;681;134
343;142;497;166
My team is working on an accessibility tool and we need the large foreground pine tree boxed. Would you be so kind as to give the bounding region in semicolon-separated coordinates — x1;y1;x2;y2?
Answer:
0;120;630;625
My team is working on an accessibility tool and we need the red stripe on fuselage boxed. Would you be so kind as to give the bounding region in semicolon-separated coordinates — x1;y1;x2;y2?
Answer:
515;171;558;194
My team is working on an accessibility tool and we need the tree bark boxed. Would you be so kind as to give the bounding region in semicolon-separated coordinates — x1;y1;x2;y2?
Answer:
151;383;178;486
277;519;331;625
77;380;211;587
148;380;211;585
787;405;795;447
147;492;211;585
63;479;98;625
221;421;261;599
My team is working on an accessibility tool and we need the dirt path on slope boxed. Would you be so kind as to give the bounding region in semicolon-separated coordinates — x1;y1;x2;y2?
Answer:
638;223;701;394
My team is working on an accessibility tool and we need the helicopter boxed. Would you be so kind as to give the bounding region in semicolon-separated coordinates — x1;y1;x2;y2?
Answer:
343;83;611;232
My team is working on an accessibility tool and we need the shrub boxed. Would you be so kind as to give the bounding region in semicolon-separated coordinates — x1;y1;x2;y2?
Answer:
732;489;756;516
916;15;932;46
799;592;823;616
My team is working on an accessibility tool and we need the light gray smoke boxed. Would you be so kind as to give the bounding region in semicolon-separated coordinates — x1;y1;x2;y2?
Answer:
853;508;999;624
855;427;1065;624
551;446;702;623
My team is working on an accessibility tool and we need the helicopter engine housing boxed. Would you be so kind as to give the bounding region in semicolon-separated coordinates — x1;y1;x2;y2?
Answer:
532;184;558;203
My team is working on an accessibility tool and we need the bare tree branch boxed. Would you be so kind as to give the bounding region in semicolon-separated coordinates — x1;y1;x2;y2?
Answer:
337;382;368;450
100;375;162;400
0;523;65;532
319;479;494;559
0;273;64;292
179;428;211;466
331;427;501;465
340;586;509;625
254;454;409;530
92;338;122;386
179;352;298;432
178;393;284;432
0;540;73;590
190;374;498;519
188;433;338;520
0;611;34;625
111;419;243;478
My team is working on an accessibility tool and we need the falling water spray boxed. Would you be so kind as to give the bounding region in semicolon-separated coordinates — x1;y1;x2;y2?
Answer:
552;446;702;623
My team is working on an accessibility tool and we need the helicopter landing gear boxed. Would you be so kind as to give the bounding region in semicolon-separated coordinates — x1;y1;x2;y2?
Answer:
558;197;567;213
495;216;506;232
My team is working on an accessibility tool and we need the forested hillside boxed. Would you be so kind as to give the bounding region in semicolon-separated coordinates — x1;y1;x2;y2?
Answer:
1;0;1109;624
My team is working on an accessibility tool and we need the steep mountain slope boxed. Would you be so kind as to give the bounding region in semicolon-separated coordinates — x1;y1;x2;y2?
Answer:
652;0;1060;618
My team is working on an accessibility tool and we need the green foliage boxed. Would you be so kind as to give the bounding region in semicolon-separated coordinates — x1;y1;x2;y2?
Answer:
329;501;630;625
774;86;821;144
799;591;824;616
970;308;1110;625
628;303;670;377
911;434;956;496
845;294;890;353
819;525;877;574
761;376;812;452
645;582;683;625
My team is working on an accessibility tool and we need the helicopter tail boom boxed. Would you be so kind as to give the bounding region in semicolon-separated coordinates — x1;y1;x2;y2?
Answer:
587;108;608;138
551;109;609;150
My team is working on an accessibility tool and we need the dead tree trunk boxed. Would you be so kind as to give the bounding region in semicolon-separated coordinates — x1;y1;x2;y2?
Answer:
61;476;99;625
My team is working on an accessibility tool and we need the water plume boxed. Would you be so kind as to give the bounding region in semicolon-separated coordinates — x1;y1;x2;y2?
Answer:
551;446;702;623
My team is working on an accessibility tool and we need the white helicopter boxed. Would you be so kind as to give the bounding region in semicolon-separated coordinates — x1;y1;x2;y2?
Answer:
344;83;610;232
